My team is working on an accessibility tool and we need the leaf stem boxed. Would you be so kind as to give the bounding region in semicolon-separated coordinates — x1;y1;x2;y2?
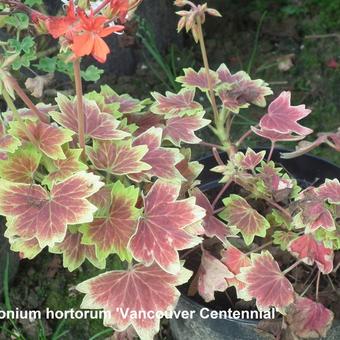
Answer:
196;16;219;123
212;180;232;209
2;87;36;144
315;270;321;302
5;75;48;122
73;59;86;155
267;141;275;162
236;126;256;147
283;259;304;275
245;240;273;256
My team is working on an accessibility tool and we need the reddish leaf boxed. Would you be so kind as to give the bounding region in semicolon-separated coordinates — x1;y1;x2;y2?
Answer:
0;172;103;247
192;188;232;242
77;263;192;339
260;91;312;136
272;231;299;251
163;113;210;146
235;148;266;170
177;67;219;91
216;64;272;113
317;179;340;204
251;126;305;143
88;185;112;217
221;245;251;296
197;249;233;302
80;181;140;262
101;85;144;114
128;180;205;274
288;234;333;274
294;188;335;232
42;149;88;187
0;144;41;183
0;120;21;160
131;127;183;181
220;194;270;245
237;251;294;312
4;103;53;122
50;229;105;271
9;120;73;160
128;112;163;136
286;296;334;338
151;89;203;117
51;93;129;140
87;140;151;176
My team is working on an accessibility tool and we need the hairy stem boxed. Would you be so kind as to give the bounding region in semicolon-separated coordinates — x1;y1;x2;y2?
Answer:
212;180;232;209
267;141;275;162
196;17;219;123
245;240;273;256
73;59;86;154
283;259;304;275
5;75;48;122
315;271;321;302
236;126;256;147
2;88;36;144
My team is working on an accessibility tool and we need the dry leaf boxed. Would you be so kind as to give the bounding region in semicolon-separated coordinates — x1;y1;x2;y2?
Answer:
25;73;54;98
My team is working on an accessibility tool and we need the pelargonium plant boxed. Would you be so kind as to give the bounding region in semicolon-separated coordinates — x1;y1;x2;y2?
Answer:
0;0;339;339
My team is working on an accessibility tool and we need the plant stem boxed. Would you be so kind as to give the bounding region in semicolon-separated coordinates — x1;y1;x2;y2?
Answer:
212;180;232;209
199;141;225;151
283;259;304;275
236;126;256;147
196;16;219;123
266;199;291;221
2;87;36;144
5;75;48;122
267;141;275;162
93;0;110;14
73;59;86;155
315;270;321;302
245;240;273;256
212;147;224;165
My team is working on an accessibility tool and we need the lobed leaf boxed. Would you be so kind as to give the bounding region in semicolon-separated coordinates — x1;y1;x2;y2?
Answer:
0;172;103;248
220;194;270;245
237;251;294;312
77;263;192;340
80;181;140;262
128;180;205;274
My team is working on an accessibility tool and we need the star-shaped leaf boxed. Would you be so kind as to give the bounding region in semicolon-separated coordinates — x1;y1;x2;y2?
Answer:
237;251;294;312
288;234;333;274
9;120;73;160
80;181;140;262
151;89;203;117
177;67;219;91
50;229;105;272
77;263;192;340
51;93;129;140
87;140;151;175
8;236;43;260
0;144;41;183
286;295;334;338
216;64;272;113
163;113;210;146
197;249;233;302
128;180;205;274
101;85;144;114
0;172;103;248
192;188;233;242
220;194;270;245
259;91;313;136
131;127;184;181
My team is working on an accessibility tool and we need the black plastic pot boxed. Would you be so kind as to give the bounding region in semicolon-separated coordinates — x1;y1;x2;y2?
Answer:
170;149;340;340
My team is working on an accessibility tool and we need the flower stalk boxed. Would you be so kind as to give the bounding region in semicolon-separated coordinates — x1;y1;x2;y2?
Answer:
73;59;86;155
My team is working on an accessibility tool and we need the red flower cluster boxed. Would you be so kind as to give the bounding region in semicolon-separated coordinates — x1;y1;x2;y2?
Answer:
43;0;126;63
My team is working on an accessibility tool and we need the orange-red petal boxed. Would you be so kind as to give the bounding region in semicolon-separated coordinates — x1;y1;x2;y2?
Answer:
72;32;95;57
92;36;110;63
